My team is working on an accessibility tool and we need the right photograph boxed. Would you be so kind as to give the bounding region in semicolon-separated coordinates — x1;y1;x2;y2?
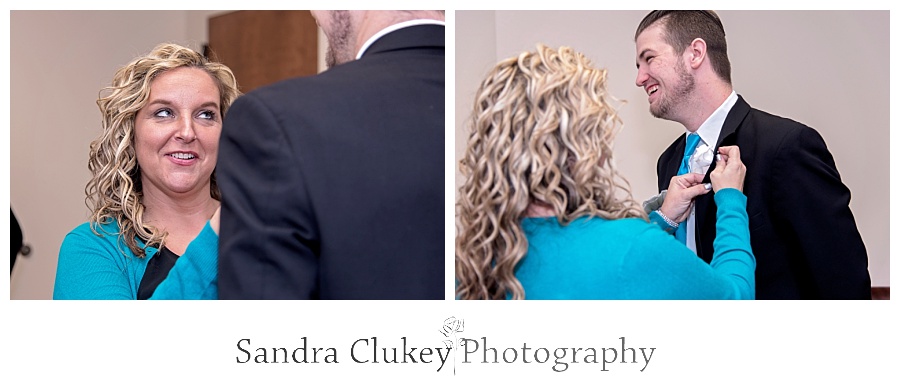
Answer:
454;10;889;300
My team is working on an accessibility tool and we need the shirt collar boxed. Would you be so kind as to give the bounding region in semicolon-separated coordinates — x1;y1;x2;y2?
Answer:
686;90;738;147
356;19;445;60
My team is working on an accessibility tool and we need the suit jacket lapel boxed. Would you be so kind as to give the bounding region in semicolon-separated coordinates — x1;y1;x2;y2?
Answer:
701;96;750;183
694;95;751;260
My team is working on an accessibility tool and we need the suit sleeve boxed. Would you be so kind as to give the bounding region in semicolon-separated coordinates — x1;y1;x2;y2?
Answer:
770;126;870;299
217;93;320;299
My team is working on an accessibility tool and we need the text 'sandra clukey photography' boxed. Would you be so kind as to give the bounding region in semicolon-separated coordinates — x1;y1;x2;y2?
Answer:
234;317;657;374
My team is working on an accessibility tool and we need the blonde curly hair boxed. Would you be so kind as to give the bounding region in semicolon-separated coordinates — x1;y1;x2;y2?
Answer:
87;43;240;258
456;44;646;300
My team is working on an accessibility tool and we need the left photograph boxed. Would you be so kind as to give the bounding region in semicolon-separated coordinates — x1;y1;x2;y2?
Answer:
10;10;446;299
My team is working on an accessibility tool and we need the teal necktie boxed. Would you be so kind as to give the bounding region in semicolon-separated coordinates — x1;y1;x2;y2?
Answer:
674;133;702;243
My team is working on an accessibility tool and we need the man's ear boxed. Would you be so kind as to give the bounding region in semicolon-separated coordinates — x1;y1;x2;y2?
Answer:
687;38;707;70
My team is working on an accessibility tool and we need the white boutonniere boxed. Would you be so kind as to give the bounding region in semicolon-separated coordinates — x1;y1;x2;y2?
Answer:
691;144;715;175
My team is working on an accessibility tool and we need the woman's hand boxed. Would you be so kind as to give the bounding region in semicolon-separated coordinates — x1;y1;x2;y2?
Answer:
659;173;711;223
210;206;221;235
710;145;746;193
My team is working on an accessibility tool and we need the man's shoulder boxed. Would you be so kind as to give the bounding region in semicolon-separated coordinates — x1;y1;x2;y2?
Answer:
723;100;813;147
246;72;341;97
229;72;357;117
242;56;406;100
736;103;832;159
744;105;809;132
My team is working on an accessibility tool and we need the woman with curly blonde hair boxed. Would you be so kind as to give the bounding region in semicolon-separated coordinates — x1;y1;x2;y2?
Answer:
456;44;755;300
54;43;240;299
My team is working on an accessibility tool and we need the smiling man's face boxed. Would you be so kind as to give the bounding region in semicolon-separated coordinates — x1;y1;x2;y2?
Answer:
635;22;695;120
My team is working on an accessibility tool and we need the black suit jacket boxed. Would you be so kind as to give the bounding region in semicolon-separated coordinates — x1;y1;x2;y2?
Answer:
218;24;444;299
657;96;870;299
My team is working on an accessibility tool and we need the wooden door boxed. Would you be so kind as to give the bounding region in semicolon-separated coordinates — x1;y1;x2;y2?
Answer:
207;10;318;93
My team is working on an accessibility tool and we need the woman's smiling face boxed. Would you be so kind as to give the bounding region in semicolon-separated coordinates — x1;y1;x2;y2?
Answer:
134;66;222;199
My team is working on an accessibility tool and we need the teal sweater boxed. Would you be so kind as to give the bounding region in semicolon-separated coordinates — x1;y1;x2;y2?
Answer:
515;188;755;299
53;220;218;299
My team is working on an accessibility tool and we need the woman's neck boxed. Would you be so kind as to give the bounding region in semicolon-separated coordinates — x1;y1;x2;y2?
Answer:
141;185;218;255
524;201;556;218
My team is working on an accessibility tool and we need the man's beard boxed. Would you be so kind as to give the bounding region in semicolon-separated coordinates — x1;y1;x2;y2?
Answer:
651;60;695;119
324;11;354;68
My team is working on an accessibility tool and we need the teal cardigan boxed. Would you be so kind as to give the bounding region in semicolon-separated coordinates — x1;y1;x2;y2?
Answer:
53;220;218;299
515;188;755;299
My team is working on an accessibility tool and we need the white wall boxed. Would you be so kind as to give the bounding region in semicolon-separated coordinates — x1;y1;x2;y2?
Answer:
455;10;889;287
9;10;230;299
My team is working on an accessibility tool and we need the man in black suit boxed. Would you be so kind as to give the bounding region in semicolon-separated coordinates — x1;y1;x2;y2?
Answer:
217;10;444;299
634;11;870;299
